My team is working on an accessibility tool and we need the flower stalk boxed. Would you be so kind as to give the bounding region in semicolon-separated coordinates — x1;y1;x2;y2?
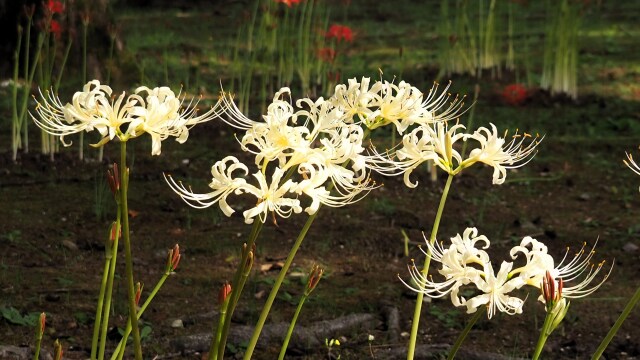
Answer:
209;282;232;360
532;272;569;360
243;211;319;360
447;307;485;360
92;220;118;360
33;312;45;360
112;244;180;360
278;265;324;360
407;173;454;360
119;141;143;360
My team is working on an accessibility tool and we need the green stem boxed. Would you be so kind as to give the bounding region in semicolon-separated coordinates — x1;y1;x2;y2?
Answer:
592;286;640;359
208;298;229;360
532;308;554;360
278;294;308;360
91;229;114;360
243;211;319;360
119;141;142;360
11;26;22;161
98;214;121;360
33;330;43;360
407;173;454;360
217;220;263;360
112;271;172;360
447;307;484;360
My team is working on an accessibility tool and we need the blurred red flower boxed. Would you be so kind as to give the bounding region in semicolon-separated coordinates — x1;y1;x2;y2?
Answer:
274;0;302;7
47;0;65;14
502;83;528;106
326;24;354;42
49;20;62;39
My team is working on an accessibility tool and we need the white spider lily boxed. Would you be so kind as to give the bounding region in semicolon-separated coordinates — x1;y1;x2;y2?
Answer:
164;156;249;215
241;167;302;224
365;121;466;187
510;237;612;302
329;77;382;124
32;80;139;146
461;123;542;184
401;228;493;309
420;81;468;125
463;261;526;319
365;81;428;133
31;80;224;155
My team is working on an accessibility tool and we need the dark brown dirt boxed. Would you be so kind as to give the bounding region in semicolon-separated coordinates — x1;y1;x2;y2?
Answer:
1;106;640;360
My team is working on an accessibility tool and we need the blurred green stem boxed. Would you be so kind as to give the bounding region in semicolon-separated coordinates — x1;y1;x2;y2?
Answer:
592;286;640;359
447;307;484;360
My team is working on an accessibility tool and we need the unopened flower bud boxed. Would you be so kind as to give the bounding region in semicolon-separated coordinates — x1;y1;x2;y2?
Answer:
135;282;143;306
243;251;254;276
218;282;232;306
53;339;63;360
305;264;324;296
109;222;120;242
80;11;90;26
37;312;46;337
241;243;255;276
23;4;36;18
167;244;181;273
542;271;563;310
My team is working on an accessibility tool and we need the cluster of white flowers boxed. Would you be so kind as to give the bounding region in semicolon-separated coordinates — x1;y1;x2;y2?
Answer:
402;228;612;319
367;121;542;187
166;77;468;225
32;80;224;155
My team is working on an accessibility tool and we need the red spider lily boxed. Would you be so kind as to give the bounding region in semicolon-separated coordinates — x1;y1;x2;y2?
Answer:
502;83;528;106
274;0;302;7
326;24;354;42
47;0;65;14
49;20;63;39
317;47;336;63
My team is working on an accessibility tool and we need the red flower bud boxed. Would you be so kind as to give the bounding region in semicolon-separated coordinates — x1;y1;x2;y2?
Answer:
218;282;232;306
134;282;143;306
38;312;46;336
167;244;180;272
107;163;120;195
305;265;324;296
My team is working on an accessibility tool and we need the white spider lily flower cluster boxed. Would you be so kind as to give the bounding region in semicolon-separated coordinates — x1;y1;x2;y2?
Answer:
330;78;466;133
167;87;376;225
367;121;542;187
166;76;468;225
31;80;224;155
402;227;612;319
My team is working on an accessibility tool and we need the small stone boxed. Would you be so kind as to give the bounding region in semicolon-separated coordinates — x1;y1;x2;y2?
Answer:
62;239;78;251
623;242;639;253
171;319;184;328
578;193;591;201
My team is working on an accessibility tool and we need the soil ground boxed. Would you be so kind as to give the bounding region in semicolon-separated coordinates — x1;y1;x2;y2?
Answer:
1;1;640;359
2;90;640;359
